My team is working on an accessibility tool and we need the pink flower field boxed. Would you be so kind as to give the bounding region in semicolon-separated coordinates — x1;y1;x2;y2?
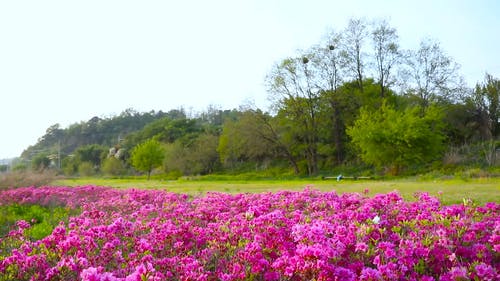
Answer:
0;186;498;280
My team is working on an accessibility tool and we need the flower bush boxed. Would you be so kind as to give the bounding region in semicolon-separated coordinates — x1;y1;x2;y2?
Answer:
0;186;498;280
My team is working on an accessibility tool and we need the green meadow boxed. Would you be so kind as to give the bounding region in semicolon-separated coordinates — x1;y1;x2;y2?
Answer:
52;177;500;206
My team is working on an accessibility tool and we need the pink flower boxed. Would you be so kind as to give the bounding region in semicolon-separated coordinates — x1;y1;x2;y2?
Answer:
355;242;368;252
16;220;30;230
359;267;382;280
474;263;496;280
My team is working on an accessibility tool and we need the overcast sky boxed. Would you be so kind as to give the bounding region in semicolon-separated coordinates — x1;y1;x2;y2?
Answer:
1;0;499;159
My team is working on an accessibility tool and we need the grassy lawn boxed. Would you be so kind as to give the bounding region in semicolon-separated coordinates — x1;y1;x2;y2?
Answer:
51;177;500;205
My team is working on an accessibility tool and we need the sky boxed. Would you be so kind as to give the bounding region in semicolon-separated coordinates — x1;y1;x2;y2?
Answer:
1;0;499;159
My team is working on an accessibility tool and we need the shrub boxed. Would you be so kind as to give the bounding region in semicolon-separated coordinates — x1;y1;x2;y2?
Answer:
78;162;95;177
101;157;125;176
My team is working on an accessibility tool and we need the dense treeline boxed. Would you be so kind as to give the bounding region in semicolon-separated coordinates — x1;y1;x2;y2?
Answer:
14;18;500;177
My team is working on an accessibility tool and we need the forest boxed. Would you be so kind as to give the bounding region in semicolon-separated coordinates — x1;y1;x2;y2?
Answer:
9;18;500;178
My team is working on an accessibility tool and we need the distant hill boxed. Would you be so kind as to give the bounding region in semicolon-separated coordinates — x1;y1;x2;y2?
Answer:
20;108;179;160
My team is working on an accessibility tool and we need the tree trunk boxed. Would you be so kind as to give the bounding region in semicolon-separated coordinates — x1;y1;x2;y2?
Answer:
332;105;345;164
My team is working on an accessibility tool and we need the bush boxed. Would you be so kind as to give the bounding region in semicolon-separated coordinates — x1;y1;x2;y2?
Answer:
101;157;125;176
78;162;95;177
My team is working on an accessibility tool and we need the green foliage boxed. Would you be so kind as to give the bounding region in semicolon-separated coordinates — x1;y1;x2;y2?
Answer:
130;139;165;180
11;163;27;172
163;133;220;176
163;141;187;174
74;144;107;169
61;155;78;176
465;73;500;140
78;162;95;177
31;153;54;172
101;157;125;176
0;204;80;240
348;103;446;175
186;133;220;175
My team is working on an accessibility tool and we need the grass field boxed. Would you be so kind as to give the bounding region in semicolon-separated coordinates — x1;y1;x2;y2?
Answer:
51;177;500;205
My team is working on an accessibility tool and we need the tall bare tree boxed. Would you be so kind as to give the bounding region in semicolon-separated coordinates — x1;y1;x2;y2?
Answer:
311;31;348;163
371;19;400;98
342;18;368;91
403;38;462;108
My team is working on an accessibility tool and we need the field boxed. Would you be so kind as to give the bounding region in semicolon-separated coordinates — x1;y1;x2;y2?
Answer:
0;178;498;280
52;177;500;205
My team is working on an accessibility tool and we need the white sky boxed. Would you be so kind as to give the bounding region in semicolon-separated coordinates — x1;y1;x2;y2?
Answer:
1;0;499;159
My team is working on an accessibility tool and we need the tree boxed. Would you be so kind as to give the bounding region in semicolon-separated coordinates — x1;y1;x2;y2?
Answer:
371;19;400;98
402;38;462;108
464;74;500;166
314;31;348;163
130;139;165;180
467;74;500;140
267;54;322;175
342;18;368;91
185;133;220;175
162;141;187;175
347;103;445;175
163;133;220;176
218;110;285;171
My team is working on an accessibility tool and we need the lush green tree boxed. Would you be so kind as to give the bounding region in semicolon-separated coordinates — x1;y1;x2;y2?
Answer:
347;103;445;175
130;139;165;180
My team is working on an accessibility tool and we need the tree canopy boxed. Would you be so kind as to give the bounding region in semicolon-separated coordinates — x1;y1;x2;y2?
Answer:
130;139;165;180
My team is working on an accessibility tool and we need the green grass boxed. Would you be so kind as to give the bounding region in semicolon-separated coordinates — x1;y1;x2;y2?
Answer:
0;204;80;240
52;177;500;205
